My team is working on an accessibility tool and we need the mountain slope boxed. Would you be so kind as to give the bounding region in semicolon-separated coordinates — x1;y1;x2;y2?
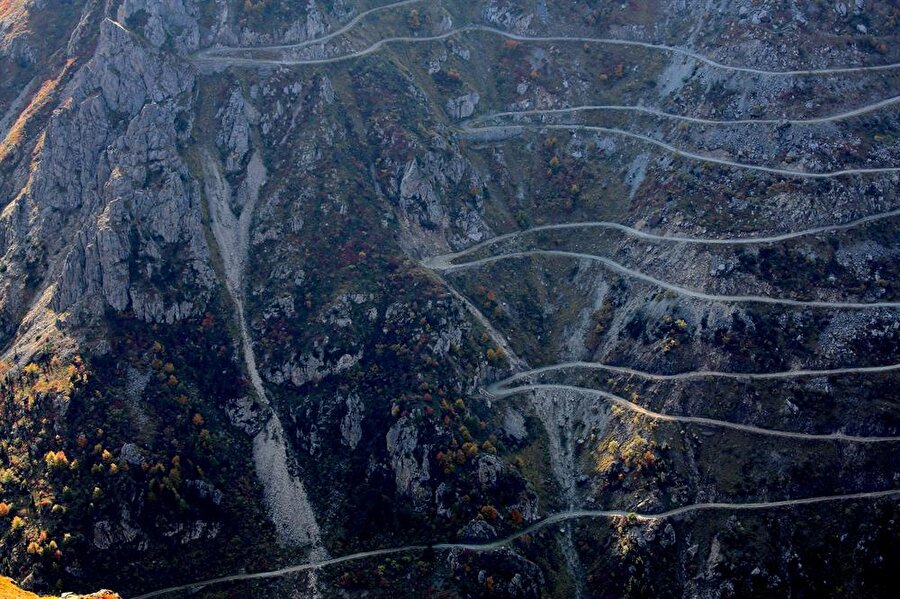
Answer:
1;1;898;597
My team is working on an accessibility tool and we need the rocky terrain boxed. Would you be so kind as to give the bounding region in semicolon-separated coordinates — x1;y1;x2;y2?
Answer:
0;1;898;597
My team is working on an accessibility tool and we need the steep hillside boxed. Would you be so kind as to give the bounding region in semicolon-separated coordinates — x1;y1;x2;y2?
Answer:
0;1;898;597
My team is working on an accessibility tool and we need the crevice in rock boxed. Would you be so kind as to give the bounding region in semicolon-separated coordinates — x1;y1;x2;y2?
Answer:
201;149;324;553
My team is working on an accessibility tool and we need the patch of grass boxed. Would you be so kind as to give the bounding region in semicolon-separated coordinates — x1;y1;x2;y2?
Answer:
0;577;56;599
0;59;75;164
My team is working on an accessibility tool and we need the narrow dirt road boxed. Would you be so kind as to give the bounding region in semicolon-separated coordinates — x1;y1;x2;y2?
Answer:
488;383;900;442
491;361;900;388
457;124;900;178
469;95;900;127
424;208;900;266
193;25;900;76
430;249;900;309
132;489;899;598
196;0;425;57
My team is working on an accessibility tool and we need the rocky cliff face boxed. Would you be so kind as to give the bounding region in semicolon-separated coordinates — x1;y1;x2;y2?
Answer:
1;1;898;597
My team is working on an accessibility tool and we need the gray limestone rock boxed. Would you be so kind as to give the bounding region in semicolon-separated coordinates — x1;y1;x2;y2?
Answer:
447;92;480;120
340;392;364;450
386;416;431;506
